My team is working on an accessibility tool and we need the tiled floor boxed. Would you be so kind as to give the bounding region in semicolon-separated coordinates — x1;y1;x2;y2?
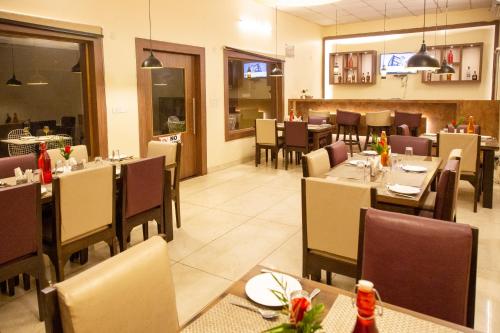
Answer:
1;156;500;332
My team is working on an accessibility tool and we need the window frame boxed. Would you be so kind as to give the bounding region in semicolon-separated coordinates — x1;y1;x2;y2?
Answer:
223;47;284;141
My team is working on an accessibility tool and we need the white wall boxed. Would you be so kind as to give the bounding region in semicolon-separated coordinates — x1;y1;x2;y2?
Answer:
0;0;322;170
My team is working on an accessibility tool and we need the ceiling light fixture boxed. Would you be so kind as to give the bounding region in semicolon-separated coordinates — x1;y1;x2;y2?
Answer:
406;0;440;72
380;1;388;79
270;6;283;77
437;0;455;74
6;45;22;86
141;0;163;69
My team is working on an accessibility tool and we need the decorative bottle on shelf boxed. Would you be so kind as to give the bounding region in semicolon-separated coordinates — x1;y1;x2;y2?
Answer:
38;142;52;185
472;71;478;81
447;49;454;64
338;74;342;83
347;71;352;83
467;116;475;134
426;72;432;82
352;280;379;333
5;113;11;124
366;72;371;83
466;66;471;80
348;54;353;68
361;73;366;83
352;73;356;83
447;73;452;81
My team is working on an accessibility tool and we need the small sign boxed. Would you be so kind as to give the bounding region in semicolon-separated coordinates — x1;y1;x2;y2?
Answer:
159;133;182;143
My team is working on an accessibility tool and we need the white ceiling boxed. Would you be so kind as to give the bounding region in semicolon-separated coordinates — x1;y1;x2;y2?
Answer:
270;0;493;26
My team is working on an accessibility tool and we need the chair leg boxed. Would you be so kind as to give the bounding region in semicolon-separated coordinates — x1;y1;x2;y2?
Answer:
274;149;278;169
0;280;6;294
255;146;259;167
348;126;354;157
142;223;148;241
35;278;45;321
119;226;128;252
355;126;362;151
22;273;30;291
285;148;289;170
54;259;65;282
326;271;332;285
175;197;181;228
7;278;15;296
109;236;119;256
364;127;370;151
265;149;269;163
474;177;479;213
336;125;340;141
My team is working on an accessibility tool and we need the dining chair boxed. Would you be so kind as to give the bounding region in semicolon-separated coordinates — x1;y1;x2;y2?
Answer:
47;144;89;169
394;111;422;136
147;140;181;229
118;156;165;251
0;153;36;179
302;148;331;177
389;135;432;156
255;119;283;169
284;121;312;170
335;109;362;156
302;178;376;281
43;164;118;281
437;133;480;212
358;208;478;328
397;124;411;136
324;141;348;168
420;159;459;222
0;183;47;319
364;110;392;150
7;128;35;156
42;236;178;333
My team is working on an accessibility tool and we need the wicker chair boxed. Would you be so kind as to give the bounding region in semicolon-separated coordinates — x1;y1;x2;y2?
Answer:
7;129;35;156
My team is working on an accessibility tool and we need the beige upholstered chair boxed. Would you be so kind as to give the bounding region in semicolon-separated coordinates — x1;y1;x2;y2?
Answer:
255;119;283;169
364;110;392;150
437;133;480;212
301;177;376;281
47;145;89;169
302;149;331;177
43;236;178;333
147;141;181;230
43;165;118;281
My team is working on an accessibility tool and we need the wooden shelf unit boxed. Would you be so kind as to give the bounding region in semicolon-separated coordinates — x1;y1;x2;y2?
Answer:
329;50;377;85
422;42;483;84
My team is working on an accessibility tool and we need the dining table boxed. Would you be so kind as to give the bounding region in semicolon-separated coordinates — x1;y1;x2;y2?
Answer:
324;154;441;212
181;265;477;332
420;133;499;209
277;123;333;150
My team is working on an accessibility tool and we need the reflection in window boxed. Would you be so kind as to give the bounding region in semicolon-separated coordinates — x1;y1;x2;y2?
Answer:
152;68;186;136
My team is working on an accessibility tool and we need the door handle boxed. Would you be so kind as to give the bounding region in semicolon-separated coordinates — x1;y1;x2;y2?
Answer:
192;98;196;135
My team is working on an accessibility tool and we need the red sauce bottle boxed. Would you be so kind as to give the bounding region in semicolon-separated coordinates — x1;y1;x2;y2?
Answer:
38;142;52;184
353;280;379;333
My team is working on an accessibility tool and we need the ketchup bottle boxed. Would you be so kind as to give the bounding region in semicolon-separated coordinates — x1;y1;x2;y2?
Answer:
38;142;52;184
352;280;379;333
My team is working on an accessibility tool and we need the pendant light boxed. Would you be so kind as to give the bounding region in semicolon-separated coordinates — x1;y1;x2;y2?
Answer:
270;6;283;77
6;45;22;86
141;0;163;69
406;0;440;71
333;9;339;75
437;0;455;74
380;1;388;79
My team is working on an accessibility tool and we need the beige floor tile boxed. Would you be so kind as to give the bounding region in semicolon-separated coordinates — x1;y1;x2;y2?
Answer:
183;181;260;207
0;290;44;333
260;231;302;277
256;193;302;226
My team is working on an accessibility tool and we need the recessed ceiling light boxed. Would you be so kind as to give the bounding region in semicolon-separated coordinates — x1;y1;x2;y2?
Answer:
276;0;340;7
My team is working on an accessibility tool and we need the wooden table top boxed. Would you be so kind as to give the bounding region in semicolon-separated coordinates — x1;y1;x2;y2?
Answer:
325;155;441;208
277;123;333;133
181;265;476;332
420;133;500;151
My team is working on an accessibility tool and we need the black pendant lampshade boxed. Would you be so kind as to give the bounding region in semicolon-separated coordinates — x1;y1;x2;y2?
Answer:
141;0;163;69
270;65;283;77
6;74;22;86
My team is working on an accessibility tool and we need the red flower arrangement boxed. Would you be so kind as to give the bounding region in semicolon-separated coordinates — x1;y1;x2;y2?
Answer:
59;140;73;160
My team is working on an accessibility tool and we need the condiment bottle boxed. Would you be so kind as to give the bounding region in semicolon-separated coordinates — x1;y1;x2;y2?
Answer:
467;116;475;134
38;142;52;184
352;280;379;333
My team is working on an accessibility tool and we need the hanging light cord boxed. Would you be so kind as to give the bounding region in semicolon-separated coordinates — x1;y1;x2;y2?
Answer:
422;0;426;43
383;2;386;62
434;1;438;46
148;0;153;53
275;6;278;58
444;0;448;47
10;46;15;74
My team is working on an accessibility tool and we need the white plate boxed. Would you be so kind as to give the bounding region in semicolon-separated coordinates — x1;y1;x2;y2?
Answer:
245;273;302;307
402;165;427;173
387;184;421;195
348;159;370;167
41;187;48;195
361;150;378;156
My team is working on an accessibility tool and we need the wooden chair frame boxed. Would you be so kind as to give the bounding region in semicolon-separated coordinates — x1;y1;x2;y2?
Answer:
357;208;478;328
283;121;311;170
43;166;118;282
336;124;362;157
255;119;283;169
170;142;182;229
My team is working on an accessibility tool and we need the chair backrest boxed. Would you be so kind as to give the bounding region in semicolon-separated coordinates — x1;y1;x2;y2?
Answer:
307;112;330;125
434;159;459;221
303;178;375;261
255;119;277;145
438;133;479;173
46;236;178;333
55;165;114;243
302;149;330;177
147;141;182;189
0;153;36;179
7;129;35;156
0;183;40;265
122;156;165;219
324;141;348;167
8;128;28;139
61;116;76;127
358;208;478;328
284;121;308;148
336;109;360;126
394;111;422;128
398;124;411;136
389;135;432;156
47;145;89;169
365;110;392;127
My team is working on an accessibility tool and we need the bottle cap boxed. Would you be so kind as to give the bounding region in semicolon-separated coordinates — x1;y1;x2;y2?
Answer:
358;280;374;292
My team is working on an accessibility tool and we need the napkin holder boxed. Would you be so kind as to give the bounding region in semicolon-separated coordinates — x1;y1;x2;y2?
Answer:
71;161;85;171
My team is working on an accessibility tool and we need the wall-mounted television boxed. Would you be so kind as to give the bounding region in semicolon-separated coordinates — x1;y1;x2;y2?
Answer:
380;52;417;75
244;62;267;78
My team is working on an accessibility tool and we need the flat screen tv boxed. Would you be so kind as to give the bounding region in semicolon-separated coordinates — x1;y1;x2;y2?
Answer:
380;52;417;75
244;62;267;78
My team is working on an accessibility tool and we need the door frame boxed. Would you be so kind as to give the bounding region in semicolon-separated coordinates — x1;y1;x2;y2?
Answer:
135;38;207;176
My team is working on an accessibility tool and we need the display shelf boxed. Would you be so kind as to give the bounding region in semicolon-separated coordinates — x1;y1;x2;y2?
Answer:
329;50;377;85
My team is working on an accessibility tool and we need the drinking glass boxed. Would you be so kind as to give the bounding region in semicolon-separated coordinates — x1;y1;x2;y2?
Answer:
95;156;102;164
55;160;63;173
356;160;366;182
390;153;399;172
43;126;49;136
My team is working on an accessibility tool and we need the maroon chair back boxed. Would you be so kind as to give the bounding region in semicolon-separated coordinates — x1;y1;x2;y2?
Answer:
394;111;422;128
0;183;39;264
434;159;459;221
359;208;477;328
336;110;360;126
0;154;37;179
284;121;308;148
398;124;411;136
123;156;165;219
324;141;348;167
308;115;329;125
389;135;432;156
